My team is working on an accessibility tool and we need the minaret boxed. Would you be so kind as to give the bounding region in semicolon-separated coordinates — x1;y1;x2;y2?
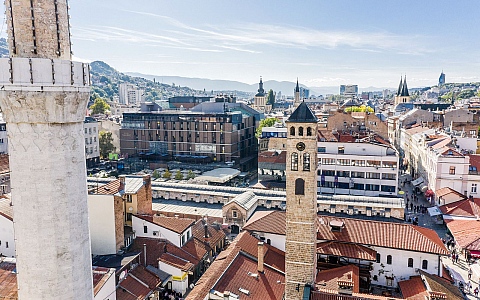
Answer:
0;1;93;299
294;78;301;108
285;102;318;299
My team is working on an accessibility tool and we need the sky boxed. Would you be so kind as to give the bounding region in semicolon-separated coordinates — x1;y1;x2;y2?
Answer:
1;0;479;89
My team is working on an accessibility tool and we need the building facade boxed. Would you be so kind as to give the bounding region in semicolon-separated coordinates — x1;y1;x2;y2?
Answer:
120;102;260;172
119;83;144;105
84;117;100;167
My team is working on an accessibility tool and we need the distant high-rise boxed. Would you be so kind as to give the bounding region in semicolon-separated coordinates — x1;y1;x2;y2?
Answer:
340;85;358;98
439;71;446;86
0;1;93;299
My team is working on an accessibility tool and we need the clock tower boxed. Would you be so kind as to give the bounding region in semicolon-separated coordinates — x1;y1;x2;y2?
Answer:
285;102;318;299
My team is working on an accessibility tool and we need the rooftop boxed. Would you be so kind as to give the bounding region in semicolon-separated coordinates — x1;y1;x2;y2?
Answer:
287;102;318;123
134;214;195;234
0;196;13;221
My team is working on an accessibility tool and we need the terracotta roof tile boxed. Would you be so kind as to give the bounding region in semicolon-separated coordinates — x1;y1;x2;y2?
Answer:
235;232;285;272
0;196;13;221
435;187;466;204
130;265;161;290
419;270;464;300
316;215;448;255
316;265;360;294
317;241;377;261
92;266;114;296
439;197;480;217
94;179;122;195
243;211;286;235
444;219;480;250
136;215;195;234
117;274;151;300
398;276;428;300
191;220;226;251
258;150;287;164
0;154;9;174
212;253;285;300
0;260;17;299
182;238;208;260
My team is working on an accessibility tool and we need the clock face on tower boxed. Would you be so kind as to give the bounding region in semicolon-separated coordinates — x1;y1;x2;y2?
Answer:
296;142;305;151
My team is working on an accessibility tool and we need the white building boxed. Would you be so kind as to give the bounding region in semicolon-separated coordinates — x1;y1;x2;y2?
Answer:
132;215;194;248
0;196;14;258
119;83;144;105
85;116;100;167
317;135;399;197
0;115;8;154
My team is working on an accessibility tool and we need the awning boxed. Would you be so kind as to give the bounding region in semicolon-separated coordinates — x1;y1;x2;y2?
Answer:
470;250;480;259
446;266;466;284
411;177;424;187
427;206;442;216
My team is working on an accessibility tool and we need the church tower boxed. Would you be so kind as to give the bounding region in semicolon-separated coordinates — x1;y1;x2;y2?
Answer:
394;75;410;106
285;102;318;299
293;78;301;108
0;1;93;299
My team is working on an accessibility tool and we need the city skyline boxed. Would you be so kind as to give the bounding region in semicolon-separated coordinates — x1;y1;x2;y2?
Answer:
1;1;479;89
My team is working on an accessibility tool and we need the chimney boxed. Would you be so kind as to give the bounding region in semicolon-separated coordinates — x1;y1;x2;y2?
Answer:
143;244;147;267
118;175;126;193
470;195;474;202
204;223;209;239
257;242;264;273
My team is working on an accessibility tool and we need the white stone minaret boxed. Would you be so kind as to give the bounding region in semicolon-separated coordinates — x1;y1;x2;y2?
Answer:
0;1;93;299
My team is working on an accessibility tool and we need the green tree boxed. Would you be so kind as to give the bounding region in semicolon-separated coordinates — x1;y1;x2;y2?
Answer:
89;97;110;115
255;117;277;138
152;170;161;179
163;169;172;179
187;170;195;180
344;105;374;113
175;170;184;180
267;89;275;107
98;131;116;159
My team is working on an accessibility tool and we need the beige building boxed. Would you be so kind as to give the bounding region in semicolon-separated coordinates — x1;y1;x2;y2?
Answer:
251;77;272;113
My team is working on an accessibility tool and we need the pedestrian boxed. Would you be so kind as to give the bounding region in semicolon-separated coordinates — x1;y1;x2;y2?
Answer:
474;287;478;297
410;203;413;210
452;253;456;264
456;254;459;263
469;268;473;280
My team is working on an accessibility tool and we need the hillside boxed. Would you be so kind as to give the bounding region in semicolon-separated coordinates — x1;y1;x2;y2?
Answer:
89;61;203;103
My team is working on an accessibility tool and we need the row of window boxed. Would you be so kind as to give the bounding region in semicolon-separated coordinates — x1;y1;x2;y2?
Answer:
85;136;97;145
290;126;313;137
291;153;311;171
318;170;396;180
320;157;397;168
84;127;96;134
376;254;428;269
318;182;395;192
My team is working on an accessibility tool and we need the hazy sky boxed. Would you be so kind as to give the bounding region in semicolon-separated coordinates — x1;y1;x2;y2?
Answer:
1;1;479;88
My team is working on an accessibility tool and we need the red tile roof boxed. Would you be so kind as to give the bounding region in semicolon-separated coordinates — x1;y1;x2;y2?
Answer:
182;238;208;260
0;196;13;221
130;265;161;290
317;241;377;261
435;187;466;204
94;179;122;195
212;253;285;300
398;276;428;300
439;197;480;217
117;274;151;300
92;266;114;296
444;219;480;250
0;260;17;299
132;237;199;272
0;154;9;175
316;265;360;294
235;232;285;272
469;154;480;171
191;220;226;251
243;211;286;235
258;150;287;164
136;214;195;234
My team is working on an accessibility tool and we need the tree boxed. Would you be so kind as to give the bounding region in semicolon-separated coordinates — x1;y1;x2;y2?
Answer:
152;170;161;179
163;169;172;179
267;89;275;107
344;105;374;113
187;170;195;180
89;97;110;115
175;170;184;180
98;131;116;159
255;117;277;138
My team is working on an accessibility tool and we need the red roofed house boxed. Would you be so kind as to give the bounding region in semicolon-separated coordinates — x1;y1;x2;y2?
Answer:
132;215;195;248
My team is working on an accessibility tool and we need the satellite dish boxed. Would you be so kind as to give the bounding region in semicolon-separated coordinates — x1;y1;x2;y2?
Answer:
119;270;126;280
129;207;133;211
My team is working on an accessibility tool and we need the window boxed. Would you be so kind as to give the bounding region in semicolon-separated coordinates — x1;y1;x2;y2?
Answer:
291;153;298;171
351;171;365;178
181;234;185;246
351;160;365;167
318;147;326;153
322;158;336;165
365;184;380;191
473;184;478;193
382;173;396;180
5;242;8;248
187;231;190;240
126;194;132;203
307;127;312;136
337;159;350;166
376;253;380;263
143;226;148;234
232;211;238;218
336;171;350;178
408;258;413;268
381;185;396;192
295;178;305;195
365;172;380;179
85;128;87;134
422;260;428;270
298;127;304;136
386;255;392;265
303;153;310;171
449;166;456;175
290;127;295;136
338;146;345;154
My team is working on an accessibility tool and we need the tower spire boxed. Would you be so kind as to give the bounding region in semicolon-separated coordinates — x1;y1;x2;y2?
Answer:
295;78;300;93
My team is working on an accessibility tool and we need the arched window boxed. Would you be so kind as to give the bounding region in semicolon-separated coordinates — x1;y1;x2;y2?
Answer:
307;127;312;136
422;260;428;270
291;153;298;171
295;178;305;195
290;126;295;136
408;258;413;268
298;127;304;136
376;253;380;263
303;153;311;171
386;255;392;265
